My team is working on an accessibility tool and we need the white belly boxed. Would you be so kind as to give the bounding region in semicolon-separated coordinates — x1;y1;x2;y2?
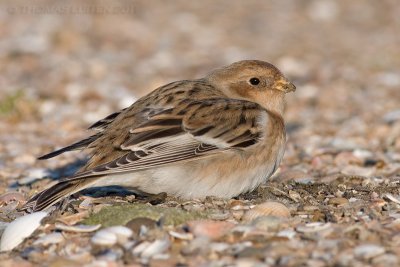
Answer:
93;149;281;199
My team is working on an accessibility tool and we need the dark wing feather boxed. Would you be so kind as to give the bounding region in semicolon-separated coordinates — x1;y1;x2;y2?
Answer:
38;133;102;160
88;108;126;130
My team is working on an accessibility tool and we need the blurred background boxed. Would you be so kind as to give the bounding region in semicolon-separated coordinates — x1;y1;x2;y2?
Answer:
0;0;399;181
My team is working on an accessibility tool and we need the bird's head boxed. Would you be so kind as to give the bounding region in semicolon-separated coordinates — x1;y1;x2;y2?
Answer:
206;60;296;115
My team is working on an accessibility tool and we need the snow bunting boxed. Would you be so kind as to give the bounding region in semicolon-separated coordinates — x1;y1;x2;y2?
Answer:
24;60;296;211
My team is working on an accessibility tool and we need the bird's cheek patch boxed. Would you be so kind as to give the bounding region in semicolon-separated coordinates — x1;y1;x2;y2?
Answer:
231;83;252;99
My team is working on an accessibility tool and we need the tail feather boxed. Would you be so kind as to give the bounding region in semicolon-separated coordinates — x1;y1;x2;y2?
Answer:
23;177;100;212
38;134;101;160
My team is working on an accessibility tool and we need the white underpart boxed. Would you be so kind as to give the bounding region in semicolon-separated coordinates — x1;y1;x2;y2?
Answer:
93;150;282;199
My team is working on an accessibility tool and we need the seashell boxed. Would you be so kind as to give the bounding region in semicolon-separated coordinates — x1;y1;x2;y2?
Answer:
228;200;248;210
132;241;151;257
296;222;332;233
33;232;64;246
277;229;297;239
168;230;193;240
105;226;133;243
91;229;118;246
384;194;400;205
0;211;48;252
242;201;291;222
91;226;133;246
78;198;93;209
140;237;171;258
55;222;101;233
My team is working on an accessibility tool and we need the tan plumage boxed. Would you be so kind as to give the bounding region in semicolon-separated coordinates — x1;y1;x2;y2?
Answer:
23;60;296;212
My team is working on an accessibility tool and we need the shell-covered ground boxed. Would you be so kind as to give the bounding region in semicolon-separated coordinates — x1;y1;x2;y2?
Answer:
0;1;399;266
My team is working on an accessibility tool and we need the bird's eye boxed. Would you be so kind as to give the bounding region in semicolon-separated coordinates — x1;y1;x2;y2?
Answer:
249;77;260;86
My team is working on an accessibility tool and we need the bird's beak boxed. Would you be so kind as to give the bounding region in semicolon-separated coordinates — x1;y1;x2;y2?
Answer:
274;78;296;93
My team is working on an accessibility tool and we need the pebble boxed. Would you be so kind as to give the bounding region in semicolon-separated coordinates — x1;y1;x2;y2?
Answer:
372;253;399;266
91;230;118;246
277;57;310;78
250;216;284;232
354;244;385;260
33;232;64;246
328;197;349;206
340;165;375;177
18;168;49;185
0;191;25;204
296;222;332;234
307;0;339;21
275;170;314;184
188;220;235;240
334;151;363;166
277;229;297;239
383;109;400;123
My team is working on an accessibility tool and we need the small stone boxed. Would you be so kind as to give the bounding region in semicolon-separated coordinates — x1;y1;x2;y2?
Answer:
188;220;234;240
328;197;349;206
383;109;400;123
250;216;284;232
18;168;49;185
334;152;363;166
33;232;64;246
296;222;332;233
340;165;375;177
354;244;385;260
277;229;297;239
372;253;399;266
0;191;25;204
